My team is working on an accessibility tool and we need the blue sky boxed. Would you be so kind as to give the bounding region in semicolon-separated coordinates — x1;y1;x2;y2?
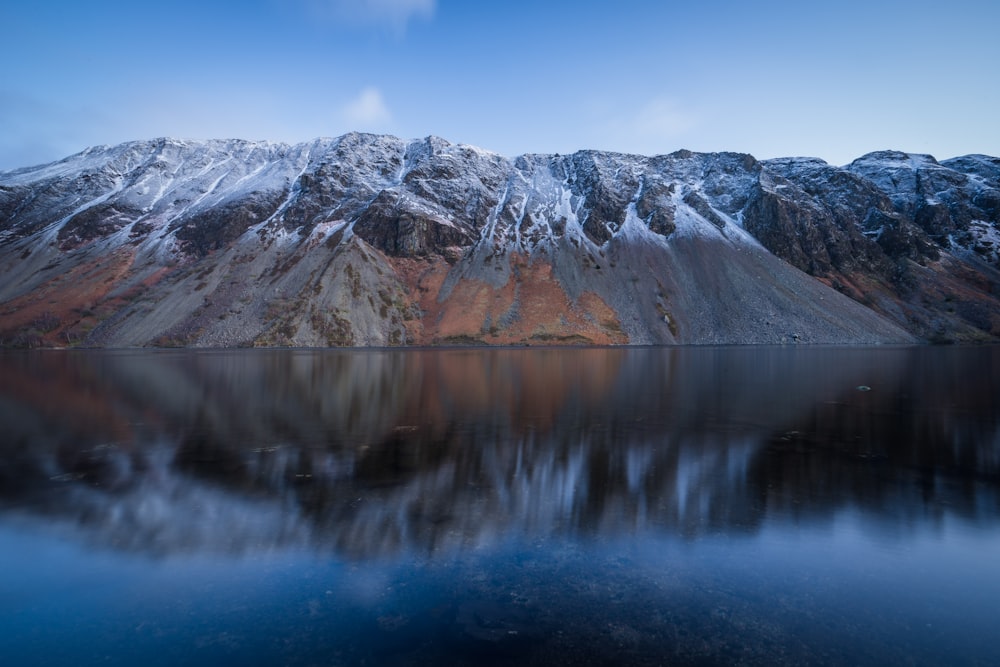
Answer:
2;0;998;170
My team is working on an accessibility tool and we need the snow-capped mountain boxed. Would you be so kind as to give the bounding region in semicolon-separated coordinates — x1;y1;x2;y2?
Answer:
1;133;998;346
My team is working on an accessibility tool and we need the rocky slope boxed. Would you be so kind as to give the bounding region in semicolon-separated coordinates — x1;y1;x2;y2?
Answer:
1;133;998;347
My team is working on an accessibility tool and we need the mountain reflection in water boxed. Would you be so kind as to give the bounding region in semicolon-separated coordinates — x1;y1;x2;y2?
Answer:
1;346;997;560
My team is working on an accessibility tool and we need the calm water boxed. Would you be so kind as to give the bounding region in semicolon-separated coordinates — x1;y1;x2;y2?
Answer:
1;346;998;666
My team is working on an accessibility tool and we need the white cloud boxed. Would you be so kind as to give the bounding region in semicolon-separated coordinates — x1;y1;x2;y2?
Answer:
342;87;393;129
311;0;435;31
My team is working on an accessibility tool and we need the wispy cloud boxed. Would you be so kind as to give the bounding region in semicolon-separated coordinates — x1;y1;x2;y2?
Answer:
631;97;697;140
342;87;393;130
593;96;698;155
0;92;107;170
309;0;435;31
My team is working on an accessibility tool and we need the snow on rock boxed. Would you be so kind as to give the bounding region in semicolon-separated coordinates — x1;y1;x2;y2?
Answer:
2;133;999;346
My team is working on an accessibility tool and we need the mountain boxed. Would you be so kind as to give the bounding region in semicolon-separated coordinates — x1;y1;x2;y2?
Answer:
1;134;998;347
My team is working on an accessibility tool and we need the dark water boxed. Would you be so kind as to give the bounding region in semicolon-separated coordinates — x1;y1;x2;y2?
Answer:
1;346;998;666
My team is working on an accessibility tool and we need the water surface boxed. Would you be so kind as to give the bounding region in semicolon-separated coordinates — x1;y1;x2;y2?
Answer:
1;346;998;665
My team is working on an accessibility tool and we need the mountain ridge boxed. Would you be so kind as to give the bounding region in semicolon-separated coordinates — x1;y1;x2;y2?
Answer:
2;133;998;347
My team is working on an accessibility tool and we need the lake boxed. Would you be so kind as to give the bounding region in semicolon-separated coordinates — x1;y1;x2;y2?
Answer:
1;346;998;666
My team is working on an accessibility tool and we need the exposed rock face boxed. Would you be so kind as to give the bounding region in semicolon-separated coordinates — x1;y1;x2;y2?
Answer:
1;133;998;347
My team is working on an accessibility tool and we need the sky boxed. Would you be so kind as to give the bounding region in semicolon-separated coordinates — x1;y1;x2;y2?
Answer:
1;0;998;170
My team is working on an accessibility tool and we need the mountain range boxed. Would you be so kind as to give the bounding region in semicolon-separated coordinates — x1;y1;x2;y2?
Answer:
1;133;998;347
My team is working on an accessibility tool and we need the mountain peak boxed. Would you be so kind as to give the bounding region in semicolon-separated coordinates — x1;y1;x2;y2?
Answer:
850;150;940;168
